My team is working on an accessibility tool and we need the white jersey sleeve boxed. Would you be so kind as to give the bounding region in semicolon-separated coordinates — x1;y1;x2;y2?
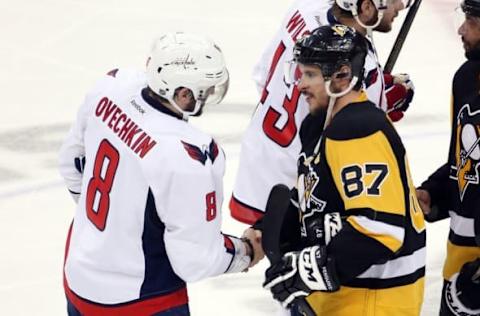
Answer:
58;102;88;202
230;0;386;224
146;137;245;282
58;76;109;202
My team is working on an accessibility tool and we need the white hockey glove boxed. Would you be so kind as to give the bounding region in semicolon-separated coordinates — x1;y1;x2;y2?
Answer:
67;156;86;203
263;245;340;308
74;156;86;174
445;258;480;316
223;235;252;273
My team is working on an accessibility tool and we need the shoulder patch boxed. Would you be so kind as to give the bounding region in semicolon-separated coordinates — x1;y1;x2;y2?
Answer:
182;141;207;165
181;140;219;165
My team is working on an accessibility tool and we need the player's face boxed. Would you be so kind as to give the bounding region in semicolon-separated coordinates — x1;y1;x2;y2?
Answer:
458;13;480;57
297;64;329;115
375;0;405;32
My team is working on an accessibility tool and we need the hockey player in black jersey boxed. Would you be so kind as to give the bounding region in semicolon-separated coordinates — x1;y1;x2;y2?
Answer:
416;1;480;315
262;25;426;316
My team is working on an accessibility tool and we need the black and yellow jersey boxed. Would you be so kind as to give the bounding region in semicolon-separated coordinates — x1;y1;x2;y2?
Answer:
296;96;425;315
420;60;480;281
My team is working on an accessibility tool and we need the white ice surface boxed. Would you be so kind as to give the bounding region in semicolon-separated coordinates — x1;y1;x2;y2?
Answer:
0;0;463;314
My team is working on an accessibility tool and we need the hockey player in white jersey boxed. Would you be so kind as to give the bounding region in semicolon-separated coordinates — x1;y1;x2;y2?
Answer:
59;32;262;316
231;0;416;228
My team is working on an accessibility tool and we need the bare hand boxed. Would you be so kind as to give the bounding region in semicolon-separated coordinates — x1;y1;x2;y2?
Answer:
242;228;265;267
416;189;431;215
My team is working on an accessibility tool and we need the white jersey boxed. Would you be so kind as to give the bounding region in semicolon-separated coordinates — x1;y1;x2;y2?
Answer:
230;0;387;224
59;68;244;314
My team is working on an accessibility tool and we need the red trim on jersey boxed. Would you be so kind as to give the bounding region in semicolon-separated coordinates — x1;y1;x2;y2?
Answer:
223;235;235;251
64;221;73;262
64;277;188;316
63;221;187;315
229;195;264;225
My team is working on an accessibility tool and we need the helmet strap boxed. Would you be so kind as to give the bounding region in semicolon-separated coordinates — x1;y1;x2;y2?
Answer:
165;96;204;121
323;76;359;129
352;7;384;35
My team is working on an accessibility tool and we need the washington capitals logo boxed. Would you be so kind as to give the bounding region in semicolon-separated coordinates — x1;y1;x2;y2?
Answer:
454;103;480;200
181;140;219;165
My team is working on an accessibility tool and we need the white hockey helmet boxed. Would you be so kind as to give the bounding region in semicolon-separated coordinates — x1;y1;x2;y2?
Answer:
335;0;388;30
146;32;229;117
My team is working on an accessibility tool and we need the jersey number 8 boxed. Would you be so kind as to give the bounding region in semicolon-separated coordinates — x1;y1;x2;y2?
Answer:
86;139;120;231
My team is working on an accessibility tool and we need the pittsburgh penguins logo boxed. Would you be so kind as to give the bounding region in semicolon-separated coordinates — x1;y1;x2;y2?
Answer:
331;24;349;37
297;153;326;216
455;103;480;200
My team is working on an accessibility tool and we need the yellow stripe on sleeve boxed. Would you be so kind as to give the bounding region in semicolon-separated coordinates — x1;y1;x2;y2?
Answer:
347;216;403;252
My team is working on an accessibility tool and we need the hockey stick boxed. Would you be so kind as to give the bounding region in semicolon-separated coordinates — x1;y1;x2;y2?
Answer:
384;0;423;73
262;184;316;316
262;184;292;262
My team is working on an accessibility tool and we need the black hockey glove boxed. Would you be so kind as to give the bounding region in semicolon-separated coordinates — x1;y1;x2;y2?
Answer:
446;258;480;315
263;245;340;308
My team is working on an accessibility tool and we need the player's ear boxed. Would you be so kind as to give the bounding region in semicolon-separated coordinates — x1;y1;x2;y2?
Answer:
359;0;376;19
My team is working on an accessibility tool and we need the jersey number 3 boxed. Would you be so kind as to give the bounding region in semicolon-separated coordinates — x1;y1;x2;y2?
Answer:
86;139;120;231
261;41;300;147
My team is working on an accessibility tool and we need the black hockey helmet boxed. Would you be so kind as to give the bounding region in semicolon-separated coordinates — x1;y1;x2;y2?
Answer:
462;0;480;17
292;25;368;85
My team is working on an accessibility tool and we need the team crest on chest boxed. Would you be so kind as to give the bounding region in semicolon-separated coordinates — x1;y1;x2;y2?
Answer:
453;103;480;200
297;153;325;212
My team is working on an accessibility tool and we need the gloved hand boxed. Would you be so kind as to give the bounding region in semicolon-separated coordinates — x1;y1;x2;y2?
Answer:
384;73;415;122
263;245;340;308
445;258;480;314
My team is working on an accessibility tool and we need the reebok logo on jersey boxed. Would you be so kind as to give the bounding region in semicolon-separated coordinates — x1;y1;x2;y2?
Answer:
130;99;145;115
181;140;219;165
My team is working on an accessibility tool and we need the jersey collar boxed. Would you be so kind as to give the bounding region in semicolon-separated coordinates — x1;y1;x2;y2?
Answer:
141;88;183;120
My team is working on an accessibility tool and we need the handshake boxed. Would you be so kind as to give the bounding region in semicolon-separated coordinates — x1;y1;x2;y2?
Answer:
240;227;266;270
240;212;341;310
